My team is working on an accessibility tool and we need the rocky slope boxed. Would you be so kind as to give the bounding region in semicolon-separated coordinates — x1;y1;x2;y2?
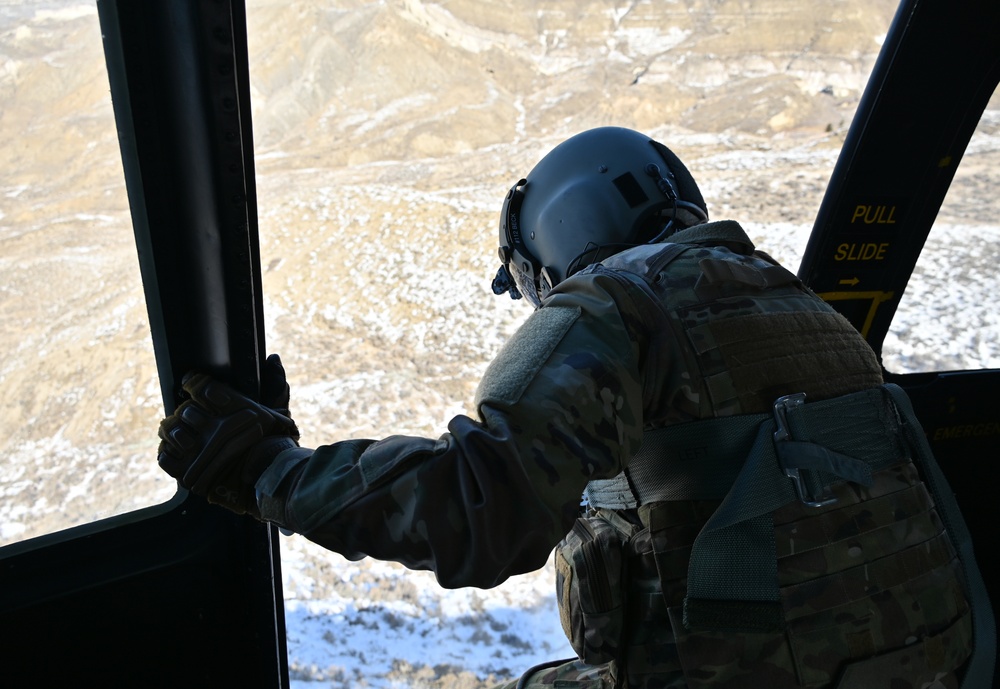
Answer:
0;0;905;543
1;1;997;686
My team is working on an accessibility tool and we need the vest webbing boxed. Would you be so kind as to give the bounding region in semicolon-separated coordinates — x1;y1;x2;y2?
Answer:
585;384;996;688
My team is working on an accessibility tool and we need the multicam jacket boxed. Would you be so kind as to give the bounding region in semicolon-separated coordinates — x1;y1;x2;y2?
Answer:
256;220;972;688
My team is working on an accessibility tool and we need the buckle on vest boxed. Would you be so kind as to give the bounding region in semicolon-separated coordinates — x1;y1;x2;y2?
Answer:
773;393;838;508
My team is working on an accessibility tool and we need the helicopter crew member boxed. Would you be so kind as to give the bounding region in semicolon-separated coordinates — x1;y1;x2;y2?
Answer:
157;127;979;688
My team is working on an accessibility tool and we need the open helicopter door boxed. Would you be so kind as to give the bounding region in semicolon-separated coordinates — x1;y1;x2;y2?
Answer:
0;1;288;685
798;0;999;684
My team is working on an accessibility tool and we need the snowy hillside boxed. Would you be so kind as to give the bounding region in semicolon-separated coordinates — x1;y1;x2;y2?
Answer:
1;1;998;688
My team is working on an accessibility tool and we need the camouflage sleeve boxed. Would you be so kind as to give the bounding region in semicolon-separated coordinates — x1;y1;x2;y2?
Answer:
255;270;648;589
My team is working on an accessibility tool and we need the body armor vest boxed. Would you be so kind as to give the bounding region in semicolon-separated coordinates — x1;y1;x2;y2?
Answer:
555;223;977;688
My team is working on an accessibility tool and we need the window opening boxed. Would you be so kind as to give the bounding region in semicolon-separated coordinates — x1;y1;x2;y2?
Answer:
0;4;175;547
882;87;1000;374
244;1;899;685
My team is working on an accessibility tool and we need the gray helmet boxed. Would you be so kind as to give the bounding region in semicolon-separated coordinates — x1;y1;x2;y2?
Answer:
492;127;708;307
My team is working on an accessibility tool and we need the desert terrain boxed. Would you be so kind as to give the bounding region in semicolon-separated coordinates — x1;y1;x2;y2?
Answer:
1;1;997;686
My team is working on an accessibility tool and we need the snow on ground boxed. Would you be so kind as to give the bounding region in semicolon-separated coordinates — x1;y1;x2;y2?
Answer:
282;536;572;688
2;4;997;687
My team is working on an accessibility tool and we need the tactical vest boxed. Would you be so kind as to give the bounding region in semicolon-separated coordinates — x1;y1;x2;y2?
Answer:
553;224;988;688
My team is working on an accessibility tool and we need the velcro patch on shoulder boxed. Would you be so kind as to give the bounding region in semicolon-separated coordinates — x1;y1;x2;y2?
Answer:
475;305;581;408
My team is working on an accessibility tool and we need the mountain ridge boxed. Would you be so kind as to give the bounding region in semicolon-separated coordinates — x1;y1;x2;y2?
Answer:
0;0;982;561
246;0;899;166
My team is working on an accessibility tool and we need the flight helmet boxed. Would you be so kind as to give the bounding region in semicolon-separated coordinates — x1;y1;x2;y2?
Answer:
491;127;709;307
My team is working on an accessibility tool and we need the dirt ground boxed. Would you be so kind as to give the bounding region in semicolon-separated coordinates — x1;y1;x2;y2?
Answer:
2;4;999;684
3;0;998;550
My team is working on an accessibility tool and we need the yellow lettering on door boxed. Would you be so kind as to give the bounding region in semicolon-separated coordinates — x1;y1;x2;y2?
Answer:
834;242;889;261
850;205;897;224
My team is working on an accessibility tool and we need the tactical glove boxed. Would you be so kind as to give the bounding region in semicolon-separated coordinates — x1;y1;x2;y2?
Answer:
157;362;300;519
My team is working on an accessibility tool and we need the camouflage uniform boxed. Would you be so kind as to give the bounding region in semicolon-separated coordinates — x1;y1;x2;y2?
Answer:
256;221;972;688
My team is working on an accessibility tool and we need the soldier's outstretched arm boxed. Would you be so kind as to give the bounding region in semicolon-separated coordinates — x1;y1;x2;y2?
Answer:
255;271;648;589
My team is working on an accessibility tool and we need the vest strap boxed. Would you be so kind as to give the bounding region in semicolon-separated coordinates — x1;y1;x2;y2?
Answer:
587;386;907;633
586;387;900;509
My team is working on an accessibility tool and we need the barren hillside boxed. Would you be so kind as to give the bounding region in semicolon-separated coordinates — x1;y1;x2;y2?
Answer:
0;0;906;544
1;1;997;686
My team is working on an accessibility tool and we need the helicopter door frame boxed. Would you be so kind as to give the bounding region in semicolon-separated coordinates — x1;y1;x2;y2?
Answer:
0;1;288;686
